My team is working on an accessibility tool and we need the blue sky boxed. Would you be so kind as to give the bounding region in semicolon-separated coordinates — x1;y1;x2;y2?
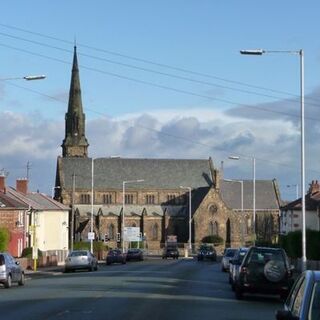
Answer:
0;1;319;200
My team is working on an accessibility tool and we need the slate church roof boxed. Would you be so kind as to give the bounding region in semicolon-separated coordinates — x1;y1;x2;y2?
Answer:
57;156;215;191
220;179;281;210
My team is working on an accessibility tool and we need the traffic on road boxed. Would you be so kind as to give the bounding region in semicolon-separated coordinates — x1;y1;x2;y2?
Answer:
0;246;300;320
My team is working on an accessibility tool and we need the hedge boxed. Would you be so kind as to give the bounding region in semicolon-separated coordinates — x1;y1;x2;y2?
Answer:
279;230;320;260
0;227;9;252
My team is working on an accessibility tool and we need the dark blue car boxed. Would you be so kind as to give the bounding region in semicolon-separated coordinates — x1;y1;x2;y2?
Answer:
276;270;320;320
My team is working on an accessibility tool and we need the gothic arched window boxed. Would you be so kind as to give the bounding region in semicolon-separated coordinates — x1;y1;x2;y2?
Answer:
209;221;219;236
108;224;115;240
152;223;159;240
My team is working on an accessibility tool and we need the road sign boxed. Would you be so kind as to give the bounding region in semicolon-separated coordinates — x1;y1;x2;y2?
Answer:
124;227;140;242
88;232;95;240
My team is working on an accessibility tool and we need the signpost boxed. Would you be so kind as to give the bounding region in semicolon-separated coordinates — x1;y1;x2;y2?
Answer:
124;227;140;242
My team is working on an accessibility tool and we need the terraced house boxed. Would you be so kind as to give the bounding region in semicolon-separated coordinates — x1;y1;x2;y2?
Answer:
54;47;282;252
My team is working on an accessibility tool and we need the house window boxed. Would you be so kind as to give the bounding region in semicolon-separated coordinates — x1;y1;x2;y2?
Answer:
152;223;159;240
80;194;91;204
209;204;218;215
18;211;24;227
125;194;134;204
103;194;112;204
146;195;155;204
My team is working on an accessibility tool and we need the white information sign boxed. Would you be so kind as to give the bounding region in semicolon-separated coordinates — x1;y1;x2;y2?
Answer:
32;246;38;259
88;232;95;240
124;227;140;242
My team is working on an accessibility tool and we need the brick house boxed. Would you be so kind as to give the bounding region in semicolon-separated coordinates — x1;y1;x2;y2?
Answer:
0;176;28;257
0;176;69;261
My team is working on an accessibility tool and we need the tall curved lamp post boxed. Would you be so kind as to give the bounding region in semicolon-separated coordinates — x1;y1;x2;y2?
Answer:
180;186;192;251
229;155;256;244
240;48;306;271
122;179;144;253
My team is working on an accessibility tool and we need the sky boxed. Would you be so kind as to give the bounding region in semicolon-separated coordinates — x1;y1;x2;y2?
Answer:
0;1;320;201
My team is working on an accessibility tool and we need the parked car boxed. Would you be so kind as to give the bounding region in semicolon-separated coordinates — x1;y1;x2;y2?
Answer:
229;247;249;289
106;249;126;265
0;253;25;288
221;248;237;272
65;250;98;272
126;249;144;261
197;244;217;261
162;247;179;259
234;246;294;300
275;270;320;320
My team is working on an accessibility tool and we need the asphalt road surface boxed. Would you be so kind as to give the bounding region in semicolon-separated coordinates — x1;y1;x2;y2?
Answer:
0;257;281;320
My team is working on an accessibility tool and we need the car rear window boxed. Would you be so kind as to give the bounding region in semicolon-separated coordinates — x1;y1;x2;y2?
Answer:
70;251;87;257
249;249;283;264
225;249;237;257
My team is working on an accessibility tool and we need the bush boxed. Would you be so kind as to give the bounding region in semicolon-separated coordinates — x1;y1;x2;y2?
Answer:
73;241;108;257
201;235;224;246
21;247;43;258
279;230;320;260
0;227;9;252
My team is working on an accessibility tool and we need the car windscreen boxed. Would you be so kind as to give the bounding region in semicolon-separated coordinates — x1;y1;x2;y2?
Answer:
70;251;87;257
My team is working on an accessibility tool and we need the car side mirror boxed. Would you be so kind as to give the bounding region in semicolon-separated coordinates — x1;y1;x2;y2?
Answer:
275;310;299;320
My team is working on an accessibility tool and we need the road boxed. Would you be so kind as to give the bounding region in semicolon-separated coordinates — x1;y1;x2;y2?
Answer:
0;258;281;320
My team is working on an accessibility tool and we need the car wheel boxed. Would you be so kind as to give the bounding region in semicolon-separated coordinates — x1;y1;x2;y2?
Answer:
18;273;25;286
4;274;12;288
235;285;243;300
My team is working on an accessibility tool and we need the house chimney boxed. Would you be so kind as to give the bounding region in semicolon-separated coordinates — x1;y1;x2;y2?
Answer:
0;175;5;192
16;178;28;195
309;180;320;195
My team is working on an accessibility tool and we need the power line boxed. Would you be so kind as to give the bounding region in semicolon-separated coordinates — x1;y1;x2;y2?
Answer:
1;22;320;104
1;42;320;123
0;30;310;106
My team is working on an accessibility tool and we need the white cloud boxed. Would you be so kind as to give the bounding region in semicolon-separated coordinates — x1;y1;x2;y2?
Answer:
1;93;319;201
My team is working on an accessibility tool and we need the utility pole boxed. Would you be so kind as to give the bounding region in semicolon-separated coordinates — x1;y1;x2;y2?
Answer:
71;173;76;251
26;161;32;180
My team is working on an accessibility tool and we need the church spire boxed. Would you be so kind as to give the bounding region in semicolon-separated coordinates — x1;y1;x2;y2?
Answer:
62;46;89;157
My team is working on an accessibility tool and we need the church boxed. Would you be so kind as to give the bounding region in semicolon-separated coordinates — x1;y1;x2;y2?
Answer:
54;47;282;252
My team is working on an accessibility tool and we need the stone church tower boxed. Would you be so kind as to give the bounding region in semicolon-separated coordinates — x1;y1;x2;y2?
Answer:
61;46;89;157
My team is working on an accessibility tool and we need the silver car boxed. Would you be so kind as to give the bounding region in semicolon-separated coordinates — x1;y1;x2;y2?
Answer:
0;252;25;288
221;248;237;272
65;250;98;272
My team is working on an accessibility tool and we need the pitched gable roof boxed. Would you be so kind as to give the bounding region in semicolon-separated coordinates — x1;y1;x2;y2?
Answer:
220;179;280;210
58;157;214;190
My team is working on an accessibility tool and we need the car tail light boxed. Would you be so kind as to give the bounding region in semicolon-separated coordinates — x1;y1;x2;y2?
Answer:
240;266;248;274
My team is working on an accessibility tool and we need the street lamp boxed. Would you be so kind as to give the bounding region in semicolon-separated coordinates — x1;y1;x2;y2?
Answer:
180;186;192;251
286;184;299;200
229;155;256;244
224;179;244;211
0;75;46;81
122;179;144;253
240;48;306;271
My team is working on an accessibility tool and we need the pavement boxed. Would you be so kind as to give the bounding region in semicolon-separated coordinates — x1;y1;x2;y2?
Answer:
25;265;64;278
